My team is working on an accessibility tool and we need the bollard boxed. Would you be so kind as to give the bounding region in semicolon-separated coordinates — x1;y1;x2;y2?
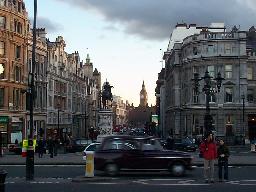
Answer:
21;147;27;157
0;170;7;192
85;151;94;177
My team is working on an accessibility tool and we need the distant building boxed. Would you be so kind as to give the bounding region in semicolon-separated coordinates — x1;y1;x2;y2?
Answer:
128;81;155;131
112;95;128;128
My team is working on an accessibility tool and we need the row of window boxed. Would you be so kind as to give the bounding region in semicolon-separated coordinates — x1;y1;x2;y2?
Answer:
0;41;23;58
193;65;254;80
0;63;22;82
0;87;22;108
193;87;254;103
0;0;26;12
0;15;25;35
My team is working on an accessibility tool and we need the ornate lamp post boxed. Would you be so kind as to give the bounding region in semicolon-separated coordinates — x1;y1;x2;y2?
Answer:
192;71;224;136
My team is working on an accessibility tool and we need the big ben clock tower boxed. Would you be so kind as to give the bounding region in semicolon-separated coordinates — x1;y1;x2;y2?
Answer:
140;81;148;107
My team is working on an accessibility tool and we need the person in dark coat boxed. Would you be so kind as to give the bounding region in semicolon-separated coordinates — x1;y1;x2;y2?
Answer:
47;137;54;158
166;136;174;150
217;139;230;182
53;137;59;156
37;137;45;158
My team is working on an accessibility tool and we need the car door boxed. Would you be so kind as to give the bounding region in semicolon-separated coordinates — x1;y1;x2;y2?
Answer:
119;139;144;170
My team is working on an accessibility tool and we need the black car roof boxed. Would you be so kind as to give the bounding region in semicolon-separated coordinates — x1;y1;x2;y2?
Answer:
102;135;156;141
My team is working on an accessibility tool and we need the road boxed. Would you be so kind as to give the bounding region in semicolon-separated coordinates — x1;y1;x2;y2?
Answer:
2;165;256;192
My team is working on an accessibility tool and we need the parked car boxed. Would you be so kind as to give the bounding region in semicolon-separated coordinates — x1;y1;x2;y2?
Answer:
66;138;92;153
82;142;101;161
173;138;197;152
8;144;21;154
94;135;194;176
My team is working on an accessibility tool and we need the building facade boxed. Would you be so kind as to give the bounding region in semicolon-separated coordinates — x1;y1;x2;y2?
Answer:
162;23;256;144
112;95;128;128
0;0;29;145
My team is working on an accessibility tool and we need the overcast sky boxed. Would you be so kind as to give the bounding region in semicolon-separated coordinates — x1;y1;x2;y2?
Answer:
24;0;256;106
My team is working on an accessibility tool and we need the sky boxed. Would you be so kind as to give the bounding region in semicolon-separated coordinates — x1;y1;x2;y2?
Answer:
23;0;256;106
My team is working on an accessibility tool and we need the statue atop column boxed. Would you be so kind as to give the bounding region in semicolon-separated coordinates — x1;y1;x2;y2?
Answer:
101;81;113;109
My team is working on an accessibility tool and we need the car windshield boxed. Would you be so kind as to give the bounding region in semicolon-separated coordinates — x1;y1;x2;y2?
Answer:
141;138;163;151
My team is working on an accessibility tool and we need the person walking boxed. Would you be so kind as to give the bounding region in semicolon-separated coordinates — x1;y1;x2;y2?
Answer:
217;139;230;182
37;137;45;158
199;132;217;183
47;137;54;158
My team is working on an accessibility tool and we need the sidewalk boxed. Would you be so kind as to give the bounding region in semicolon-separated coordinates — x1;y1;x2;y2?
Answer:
0;149;255;166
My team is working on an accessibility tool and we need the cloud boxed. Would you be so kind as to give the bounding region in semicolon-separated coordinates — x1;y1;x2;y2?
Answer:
54;0;256;40
29;17;63;33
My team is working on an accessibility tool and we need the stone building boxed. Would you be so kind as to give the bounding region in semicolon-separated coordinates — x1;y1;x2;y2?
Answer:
0;0;29;144
162;23;256;144
112;95;128;128
46;36;72;140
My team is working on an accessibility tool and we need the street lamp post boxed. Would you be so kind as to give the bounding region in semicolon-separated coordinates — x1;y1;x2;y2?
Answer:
57;104;60;140
241;94;245;143
26;0;37;181
192;71;224;136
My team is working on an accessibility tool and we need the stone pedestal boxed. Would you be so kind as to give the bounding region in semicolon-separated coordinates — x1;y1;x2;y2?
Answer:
97;109;113;135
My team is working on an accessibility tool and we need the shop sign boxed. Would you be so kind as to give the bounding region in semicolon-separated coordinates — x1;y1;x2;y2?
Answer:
0;116;9;123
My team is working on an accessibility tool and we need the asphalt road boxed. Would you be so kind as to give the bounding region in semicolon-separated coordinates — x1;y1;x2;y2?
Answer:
2;165;256;192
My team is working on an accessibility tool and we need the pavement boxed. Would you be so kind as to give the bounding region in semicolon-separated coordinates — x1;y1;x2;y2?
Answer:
0;145;255;166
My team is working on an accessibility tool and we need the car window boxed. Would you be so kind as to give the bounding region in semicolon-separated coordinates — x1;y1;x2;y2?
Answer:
102;139;140;150
122;140;140;150
141;139;163;151
86;144;96;151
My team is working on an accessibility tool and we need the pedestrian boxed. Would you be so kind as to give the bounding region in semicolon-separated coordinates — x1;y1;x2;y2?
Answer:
199;132;217;183
166;136;174;150
37;137;45;158
217;139;230;182
53;137;59;156
47;137;54;158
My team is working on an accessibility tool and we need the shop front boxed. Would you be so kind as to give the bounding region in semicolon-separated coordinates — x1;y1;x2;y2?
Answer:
0;116;8;147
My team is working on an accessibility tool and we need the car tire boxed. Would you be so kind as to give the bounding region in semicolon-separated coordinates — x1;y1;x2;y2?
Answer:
104;163;119;176
170;162;185;177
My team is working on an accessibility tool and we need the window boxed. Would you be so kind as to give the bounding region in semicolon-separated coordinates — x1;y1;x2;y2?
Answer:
247;89;254;103
207;45;214;54
18;2;22;12
0;0;5;6
193;89;199;103
15;66;21;82
16;45;21;58
209;94;216;103
225;65;232;79
17;22;22;34
193;66;199;73
225;87;233;102
225;44;231;54
0;41;5;56
0;16;5;28
207;65;215;78
0;63;5;79
226;115;234;136
248;66;253;80
49;80;53;90
0;87;4;107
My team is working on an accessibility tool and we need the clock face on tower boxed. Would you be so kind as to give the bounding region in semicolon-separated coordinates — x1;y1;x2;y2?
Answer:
140;94;144;99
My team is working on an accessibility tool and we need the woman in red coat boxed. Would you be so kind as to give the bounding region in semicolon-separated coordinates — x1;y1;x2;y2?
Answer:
199;132;217;183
